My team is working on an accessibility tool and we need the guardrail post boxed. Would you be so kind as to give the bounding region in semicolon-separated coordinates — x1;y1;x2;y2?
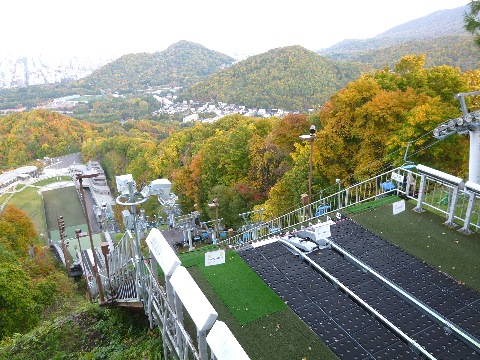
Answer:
444;186;460;227
413;174;427;213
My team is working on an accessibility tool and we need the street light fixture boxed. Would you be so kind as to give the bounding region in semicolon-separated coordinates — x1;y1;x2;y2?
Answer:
336;178;341;209
299;125;316;212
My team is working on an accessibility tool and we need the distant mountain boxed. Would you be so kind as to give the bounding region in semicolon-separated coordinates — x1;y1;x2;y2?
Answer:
75;41;235;92
319;5;469;54
179;46;368;111
324;35;480;71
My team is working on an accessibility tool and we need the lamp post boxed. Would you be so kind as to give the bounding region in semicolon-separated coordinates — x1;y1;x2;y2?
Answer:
299;125;316;213
336;178;341;209
208;198;219;241
76;172;105;304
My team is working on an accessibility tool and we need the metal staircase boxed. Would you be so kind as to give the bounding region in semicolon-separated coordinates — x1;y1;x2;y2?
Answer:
80;178;250;360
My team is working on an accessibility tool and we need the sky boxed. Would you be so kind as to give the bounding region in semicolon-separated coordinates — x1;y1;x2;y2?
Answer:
0;0;471;60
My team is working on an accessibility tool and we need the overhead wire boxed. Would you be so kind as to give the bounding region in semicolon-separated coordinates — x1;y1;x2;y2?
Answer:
311;118;453;199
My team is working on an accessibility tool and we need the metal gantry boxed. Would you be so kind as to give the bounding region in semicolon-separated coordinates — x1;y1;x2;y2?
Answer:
433;91;480;184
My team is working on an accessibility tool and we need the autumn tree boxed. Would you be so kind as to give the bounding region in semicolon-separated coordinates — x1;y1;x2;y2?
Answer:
0;259;40;339
0;205;37;257
465;0;480;46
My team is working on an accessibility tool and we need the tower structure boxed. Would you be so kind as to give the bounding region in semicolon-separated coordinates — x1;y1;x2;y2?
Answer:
433;91;480;184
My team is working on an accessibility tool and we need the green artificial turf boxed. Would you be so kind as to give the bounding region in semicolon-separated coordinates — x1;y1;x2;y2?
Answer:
345;195;400;214
197;251;287;325
188;266;338;360
178;244;220;268
351;200;480;292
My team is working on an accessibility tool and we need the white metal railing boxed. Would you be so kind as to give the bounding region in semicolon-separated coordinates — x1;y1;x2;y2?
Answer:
218;166;480;248
105;230;142;303
89;230;234;359
143;262;200;359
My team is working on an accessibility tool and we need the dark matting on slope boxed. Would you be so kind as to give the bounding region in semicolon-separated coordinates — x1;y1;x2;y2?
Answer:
237;219;480;360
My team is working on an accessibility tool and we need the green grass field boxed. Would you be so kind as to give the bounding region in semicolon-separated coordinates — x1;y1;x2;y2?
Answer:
6;184;47;235
179;248;287;324
1;179;92;257
42;186;86;240
199;251;287;324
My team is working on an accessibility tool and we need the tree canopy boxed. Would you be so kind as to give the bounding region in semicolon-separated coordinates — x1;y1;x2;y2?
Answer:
0;205;75;340
465;0;480;46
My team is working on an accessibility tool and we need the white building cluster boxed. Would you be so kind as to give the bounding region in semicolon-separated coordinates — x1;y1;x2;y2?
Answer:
153;98;288;123
0;54;114;88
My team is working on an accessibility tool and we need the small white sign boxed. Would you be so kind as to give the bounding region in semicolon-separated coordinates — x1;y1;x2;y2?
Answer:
393;199;406;215
391;172;403;182
314;223;331;239
205;249;226;267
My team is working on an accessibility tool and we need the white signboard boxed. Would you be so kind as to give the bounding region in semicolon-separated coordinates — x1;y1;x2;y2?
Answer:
391;172;403;182
314;222;332;239
205;249;226;267
392;199;406;215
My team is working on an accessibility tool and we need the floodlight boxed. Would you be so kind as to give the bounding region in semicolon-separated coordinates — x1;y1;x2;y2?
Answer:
148;179;172;199
140;186;150;198
299;134;312;140
115;174;134;195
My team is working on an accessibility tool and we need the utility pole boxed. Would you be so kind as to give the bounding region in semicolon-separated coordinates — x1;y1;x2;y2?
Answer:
76;173;105;304
299;125;316;217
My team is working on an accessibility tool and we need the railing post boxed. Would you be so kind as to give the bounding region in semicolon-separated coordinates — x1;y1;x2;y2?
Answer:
444;186;460;227
413;174;427;213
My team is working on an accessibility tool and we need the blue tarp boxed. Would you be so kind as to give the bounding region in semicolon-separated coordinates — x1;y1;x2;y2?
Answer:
381;181;396;191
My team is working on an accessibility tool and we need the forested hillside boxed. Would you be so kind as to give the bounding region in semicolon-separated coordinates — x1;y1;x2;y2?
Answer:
0;205;76;339
179;46;369;111
0;110;97;169
323;35;480;71
0;110;176;170
75;40;235;92
319;5;469;54
77;56;480;223
2;57;479;225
